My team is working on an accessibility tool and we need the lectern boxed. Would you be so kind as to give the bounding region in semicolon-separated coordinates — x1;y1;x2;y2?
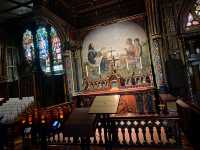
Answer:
89;95;120;150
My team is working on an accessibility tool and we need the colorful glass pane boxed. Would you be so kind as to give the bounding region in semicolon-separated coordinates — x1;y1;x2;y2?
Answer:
36;27;50;73
23;29;34;61
50;27;63;73
186;0;200;28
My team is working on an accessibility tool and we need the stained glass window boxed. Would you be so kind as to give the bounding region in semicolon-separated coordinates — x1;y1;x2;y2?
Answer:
23;29;34;61
186;0;200;28
36;27;50;73
50;27;63;73
23;26;64;75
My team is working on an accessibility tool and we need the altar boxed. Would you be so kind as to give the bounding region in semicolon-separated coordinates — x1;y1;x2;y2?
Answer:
72;39;160;114
74;86;156;114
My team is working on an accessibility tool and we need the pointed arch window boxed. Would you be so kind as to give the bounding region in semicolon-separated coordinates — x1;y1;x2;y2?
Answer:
23;29;34;61
50;27;63;74
22;26;64;75
36;27;50;73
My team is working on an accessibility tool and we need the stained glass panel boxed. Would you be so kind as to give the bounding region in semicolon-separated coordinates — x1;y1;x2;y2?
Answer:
23;26;64;75
23;29;34;61
186;0;200;28
36;27;50;73
50;27;63;73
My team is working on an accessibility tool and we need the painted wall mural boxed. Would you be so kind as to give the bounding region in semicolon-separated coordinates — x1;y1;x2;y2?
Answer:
82;21;152;81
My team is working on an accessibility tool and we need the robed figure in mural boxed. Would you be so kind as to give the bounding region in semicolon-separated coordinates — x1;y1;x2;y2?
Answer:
125;38;135;58
88;43;97;65
125;38;143;69
99;48;110;73
134;38;143;69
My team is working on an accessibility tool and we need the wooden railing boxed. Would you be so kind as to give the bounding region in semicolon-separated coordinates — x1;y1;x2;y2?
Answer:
46;114;181;148
19;102;73;126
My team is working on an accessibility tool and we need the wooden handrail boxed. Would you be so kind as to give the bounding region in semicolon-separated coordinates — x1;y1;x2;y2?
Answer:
44;102;71;111
110;114;179;120
176;99;200;114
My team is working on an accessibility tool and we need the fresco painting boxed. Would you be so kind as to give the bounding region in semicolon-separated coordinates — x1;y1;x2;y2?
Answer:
82;21;151;80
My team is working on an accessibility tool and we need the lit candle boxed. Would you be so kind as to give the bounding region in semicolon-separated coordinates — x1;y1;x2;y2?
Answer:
139;57;143;69
99;65;101;75
126;59;129;71
86;65;88;77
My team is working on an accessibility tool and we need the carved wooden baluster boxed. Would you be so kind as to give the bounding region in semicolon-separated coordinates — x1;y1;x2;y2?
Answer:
96;120;102;144
124;128;130;144
54;133;58;143
59;132;63;143
131;128;137;144
49;135;54;143
153;126;160;144
90;137;94;144
117;128;123;144
69;137;73;144
120;121;126;144
64;137;68;144
160;126;168;144
77;137;80;144
101;128;105;144
138;127;144;144
95;128;100;144
145;126;152;145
